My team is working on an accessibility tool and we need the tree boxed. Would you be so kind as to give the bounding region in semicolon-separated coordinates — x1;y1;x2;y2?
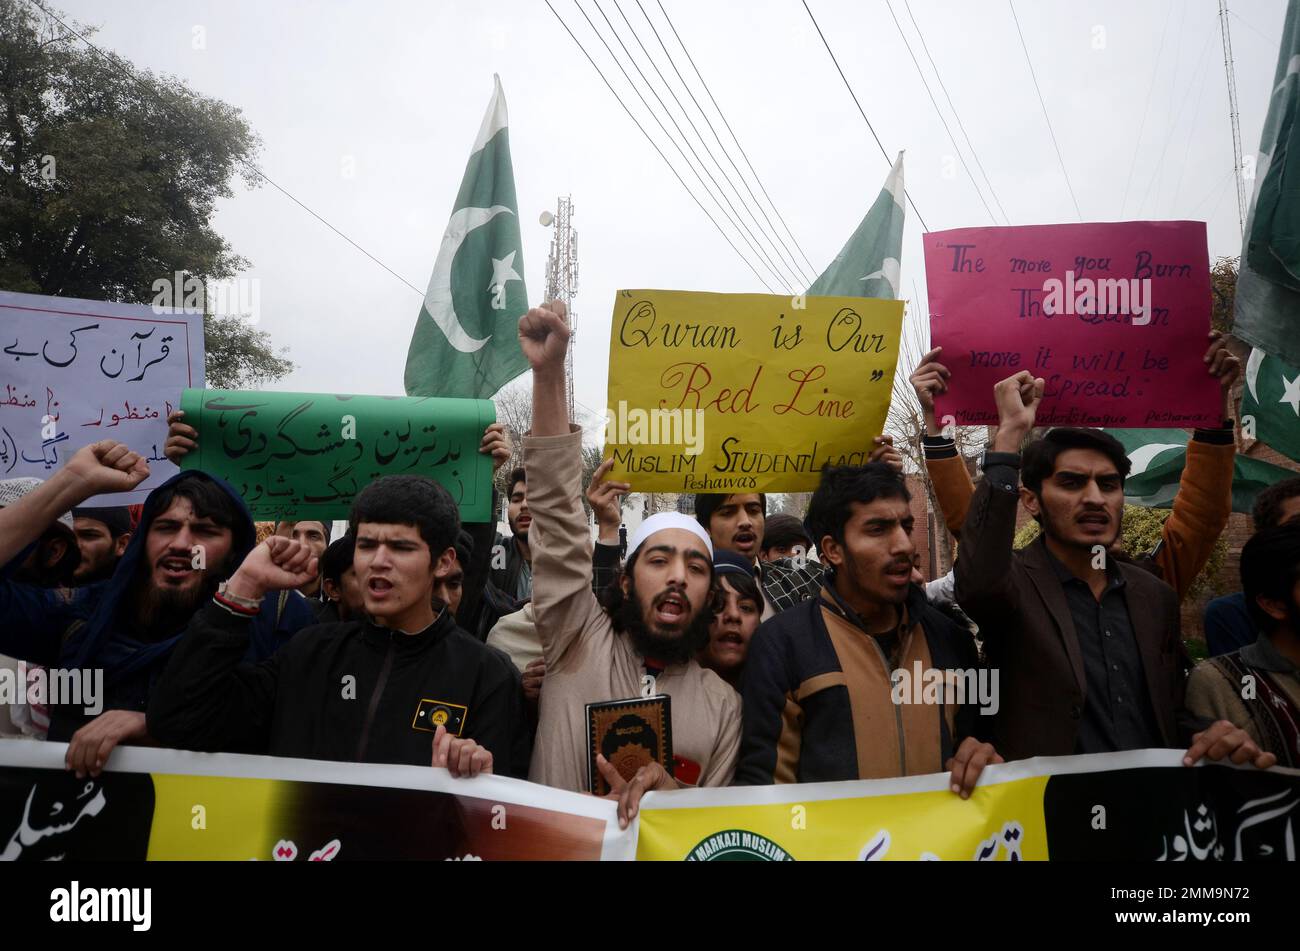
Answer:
492;375;612;519
770;492;812;517
1211;256;1238;335
491;377;531;493
203;313;294;389
0;0;291;387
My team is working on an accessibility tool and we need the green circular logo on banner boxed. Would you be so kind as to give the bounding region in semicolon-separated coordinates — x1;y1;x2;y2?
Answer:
685;830;795;861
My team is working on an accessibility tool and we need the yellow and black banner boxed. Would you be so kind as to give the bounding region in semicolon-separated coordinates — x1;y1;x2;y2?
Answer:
1;743;1295;861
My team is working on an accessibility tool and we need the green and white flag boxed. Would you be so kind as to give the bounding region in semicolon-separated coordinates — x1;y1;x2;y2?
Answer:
1242;346;1300;463
1107;427;1297;514
404;75;529;399
806;152;905;298
1233;0;1300;368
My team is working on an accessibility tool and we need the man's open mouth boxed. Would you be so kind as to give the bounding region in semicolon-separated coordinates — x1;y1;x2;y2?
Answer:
157;557;192;582
368;577;395;596
733;531;756;548
1077;513;1110;528
654;591;689;624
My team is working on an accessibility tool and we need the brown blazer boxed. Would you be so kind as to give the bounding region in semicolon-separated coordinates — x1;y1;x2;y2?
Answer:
954;477;1190;761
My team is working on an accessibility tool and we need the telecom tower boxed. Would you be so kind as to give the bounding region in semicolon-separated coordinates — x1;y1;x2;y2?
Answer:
1219;0;1249;236
541;197;579;421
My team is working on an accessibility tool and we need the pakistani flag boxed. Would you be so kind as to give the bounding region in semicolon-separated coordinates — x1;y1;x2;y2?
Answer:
806;152;905;298
1233;1;1300;369
1242;347;1300;463
404;75;529;399
1107;428;1297;513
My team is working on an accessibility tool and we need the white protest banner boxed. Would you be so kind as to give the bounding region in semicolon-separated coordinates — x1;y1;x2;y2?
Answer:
0;290;205;504
1;741;1294;861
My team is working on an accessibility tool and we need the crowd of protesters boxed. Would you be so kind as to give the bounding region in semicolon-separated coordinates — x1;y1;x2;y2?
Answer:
0;299;1296;828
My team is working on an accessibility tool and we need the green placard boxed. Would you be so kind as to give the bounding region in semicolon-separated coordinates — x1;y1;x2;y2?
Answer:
179;389;495;523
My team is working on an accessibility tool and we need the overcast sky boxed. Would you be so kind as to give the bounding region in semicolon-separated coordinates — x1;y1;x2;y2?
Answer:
51;0;1289;419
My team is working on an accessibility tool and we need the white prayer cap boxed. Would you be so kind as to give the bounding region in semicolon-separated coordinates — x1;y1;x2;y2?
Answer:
626;512;713;561
0;477;74;532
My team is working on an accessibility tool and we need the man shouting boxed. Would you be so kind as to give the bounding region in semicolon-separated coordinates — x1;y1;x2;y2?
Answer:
520;300;740;826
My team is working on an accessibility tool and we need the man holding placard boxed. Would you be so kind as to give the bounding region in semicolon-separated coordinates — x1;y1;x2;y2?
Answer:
954;371;1274;770
923;221;1223;429
911;331;1241;603
520;300;740;826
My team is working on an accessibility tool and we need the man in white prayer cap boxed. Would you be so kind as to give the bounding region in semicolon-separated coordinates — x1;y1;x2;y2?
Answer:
518;299;740;823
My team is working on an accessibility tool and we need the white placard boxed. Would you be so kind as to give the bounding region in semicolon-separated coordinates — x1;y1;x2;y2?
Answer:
0;290;205;504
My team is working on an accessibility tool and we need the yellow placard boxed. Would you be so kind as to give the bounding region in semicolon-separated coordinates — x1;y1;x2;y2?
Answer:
605;290;905;492
636;775;1051;861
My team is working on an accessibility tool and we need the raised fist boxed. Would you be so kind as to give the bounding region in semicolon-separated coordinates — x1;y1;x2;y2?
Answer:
992;371;1044;439
64;440;150;500
225;535;318;602
518;300;570;372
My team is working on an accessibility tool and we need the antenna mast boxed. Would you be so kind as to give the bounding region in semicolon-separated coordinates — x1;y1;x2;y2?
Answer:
543;196;579;421
1219;0;1249;236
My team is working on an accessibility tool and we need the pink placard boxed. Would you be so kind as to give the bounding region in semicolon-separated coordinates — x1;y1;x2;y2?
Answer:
923;221;1219;428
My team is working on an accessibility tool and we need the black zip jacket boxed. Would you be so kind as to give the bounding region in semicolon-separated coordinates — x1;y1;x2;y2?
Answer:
148;600;531;777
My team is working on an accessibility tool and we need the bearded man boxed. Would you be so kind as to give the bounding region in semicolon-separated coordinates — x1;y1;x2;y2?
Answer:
0;440;315;775
519;300;740;826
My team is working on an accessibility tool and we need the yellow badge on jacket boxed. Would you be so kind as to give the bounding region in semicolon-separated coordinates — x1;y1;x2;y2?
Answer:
411;699;467;736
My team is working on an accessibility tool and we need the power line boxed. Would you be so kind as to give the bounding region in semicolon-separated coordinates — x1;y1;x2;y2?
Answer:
1189;167;1236;216
1137;0;1190;216
902;0;1010;225
574;0;785;289
1136;21;1217;217
627;0;818;286
1230;9;1277;46
544;0;778;292
1119;1;1174;218
646;1;820;282
1171;27;1216;211
22;0;428;301
1007;0;1083;220
654;0;821;278
801;0;929;232
591;0;805;290
1206;168;1238;221
884;0;1002;225
572;0;787;290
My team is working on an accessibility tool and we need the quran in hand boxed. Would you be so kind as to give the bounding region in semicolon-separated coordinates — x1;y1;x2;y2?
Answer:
585;695;673;796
